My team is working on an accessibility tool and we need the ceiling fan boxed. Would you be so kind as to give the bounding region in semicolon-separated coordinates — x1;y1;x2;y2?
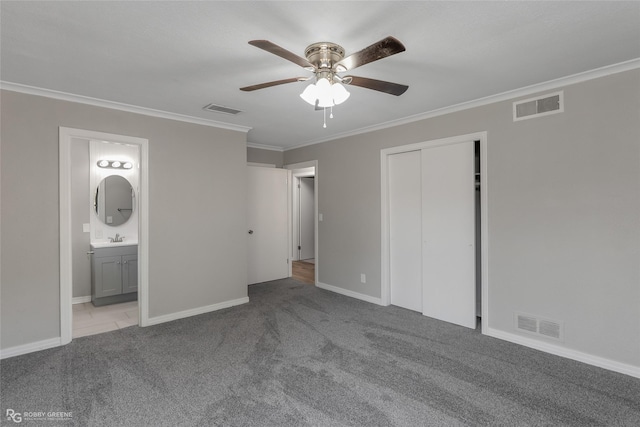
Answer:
240;36;409;110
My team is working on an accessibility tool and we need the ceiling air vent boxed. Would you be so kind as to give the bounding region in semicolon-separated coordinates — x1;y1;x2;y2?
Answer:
202;103;243;115
513;91;563;121
515;312;563;341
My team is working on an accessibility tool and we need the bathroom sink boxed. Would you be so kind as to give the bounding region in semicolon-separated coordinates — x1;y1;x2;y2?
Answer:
91;240;138;249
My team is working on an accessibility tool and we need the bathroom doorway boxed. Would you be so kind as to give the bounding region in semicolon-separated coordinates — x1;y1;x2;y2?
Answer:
59;127;149;345
72;139;139;337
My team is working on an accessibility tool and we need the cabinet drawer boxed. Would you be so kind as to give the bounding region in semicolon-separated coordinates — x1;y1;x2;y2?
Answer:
92;245;137;258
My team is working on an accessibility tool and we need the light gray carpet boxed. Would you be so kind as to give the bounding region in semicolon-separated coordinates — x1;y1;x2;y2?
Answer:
2;279;639;426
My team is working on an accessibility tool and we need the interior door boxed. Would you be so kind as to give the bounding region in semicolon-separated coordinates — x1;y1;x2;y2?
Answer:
299;177;315;260
247;166;289;285
421;141;476;329
388;150;423;312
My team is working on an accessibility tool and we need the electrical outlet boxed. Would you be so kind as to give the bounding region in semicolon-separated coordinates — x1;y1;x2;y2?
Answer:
360;274;366;283
319;213;323;222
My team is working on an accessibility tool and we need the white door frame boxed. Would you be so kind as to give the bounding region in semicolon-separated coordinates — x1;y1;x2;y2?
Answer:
59;127;150;345
297;176;315;260
285;160;318;284
381;131;488;333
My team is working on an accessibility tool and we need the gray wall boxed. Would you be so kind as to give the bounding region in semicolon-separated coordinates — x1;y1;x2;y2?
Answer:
247;146;284;167
1;90;248;349
284;69;640;368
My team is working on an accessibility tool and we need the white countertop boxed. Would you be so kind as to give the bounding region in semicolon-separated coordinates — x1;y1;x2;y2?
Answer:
90;241;138;249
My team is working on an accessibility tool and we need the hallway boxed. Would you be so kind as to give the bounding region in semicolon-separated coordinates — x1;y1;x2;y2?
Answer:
292;259;314;284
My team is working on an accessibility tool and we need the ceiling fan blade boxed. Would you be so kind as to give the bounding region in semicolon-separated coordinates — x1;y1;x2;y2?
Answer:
334;36;406;72
240;77;307;92
249;40;315;69
344;76;409;96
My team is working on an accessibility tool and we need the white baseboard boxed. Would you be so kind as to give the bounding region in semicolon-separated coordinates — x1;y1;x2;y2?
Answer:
145;296;249;326
0;337;62;360
486;327;640;379
316;282;384;306
1;297;250;358
72;296;92;304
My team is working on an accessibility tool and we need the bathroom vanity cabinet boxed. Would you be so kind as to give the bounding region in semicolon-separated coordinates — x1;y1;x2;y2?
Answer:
91;244;138;306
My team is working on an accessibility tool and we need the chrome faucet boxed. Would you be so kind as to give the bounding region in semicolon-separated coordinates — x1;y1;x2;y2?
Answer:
109;233;125;243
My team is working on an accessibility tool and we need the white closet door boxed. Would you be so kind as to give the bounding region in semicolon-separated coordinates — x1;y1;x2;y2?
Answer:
247;166;289;285
421;141;476;329
388;150;422;312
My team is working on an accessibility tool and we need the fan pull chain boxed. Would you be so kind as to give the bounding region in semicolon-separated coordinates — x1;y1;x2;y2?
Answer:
323;107;327;128
330;106;334;119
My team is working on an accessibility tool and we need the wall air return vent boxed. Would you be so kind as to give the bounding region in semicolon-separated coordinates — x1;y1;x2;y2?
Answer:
203;103;243;115
517;314;538;333
513;91;563;121
515;312;563;341
538;319;562;340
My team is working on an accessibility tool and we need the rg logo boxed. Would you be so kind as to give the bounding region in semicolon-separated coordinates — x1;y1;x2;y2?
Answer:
6;409;22;423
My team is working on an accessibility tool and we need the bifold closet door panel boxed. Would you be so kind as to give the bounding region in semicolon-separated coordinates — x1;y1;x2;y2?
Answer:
388;150;422;312
422;141;476;329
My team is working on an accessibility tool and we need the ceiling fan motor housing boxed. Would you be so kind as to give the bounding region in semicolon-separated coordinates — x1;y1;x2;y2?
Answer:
304;42;345;71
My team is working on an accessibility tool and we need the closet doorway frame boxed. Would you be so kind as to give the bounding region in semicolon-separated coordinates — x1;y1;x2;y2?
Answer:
380;131;489;333
59;127;150;345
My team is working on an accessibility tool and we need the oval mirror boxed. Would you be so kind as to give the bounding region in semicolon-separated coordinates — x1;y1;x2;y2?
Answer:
94;175;134;226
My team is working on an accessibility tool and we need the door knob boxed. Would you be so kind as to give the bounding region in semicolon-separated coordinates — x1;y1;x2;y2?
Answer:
248;230;254;234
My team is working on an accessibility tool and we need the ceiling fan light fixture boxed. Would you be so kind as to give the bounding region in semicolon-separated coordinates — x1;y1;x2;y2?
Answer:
331;82;350;105
243;36;407;129
315;77;334;108
300;77;350;108
300;83;317;106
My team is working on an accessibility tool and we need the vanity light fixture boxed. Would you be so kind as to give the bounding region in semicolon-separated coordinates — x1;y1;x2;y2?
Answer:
97;160;134;170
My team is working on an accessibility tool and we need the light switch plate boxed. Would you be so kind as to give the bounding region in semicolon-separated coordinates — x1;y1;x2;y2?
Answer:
82;223;90;233
319;213;323;222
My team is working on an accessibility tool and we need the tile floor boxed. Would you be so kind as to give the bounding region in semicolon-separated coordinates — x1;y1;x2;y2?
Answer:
72;300;138;338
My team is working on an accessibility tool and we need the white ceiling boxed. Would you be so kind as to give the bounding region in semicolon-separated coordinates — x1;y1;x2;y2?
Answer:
2;1;639;149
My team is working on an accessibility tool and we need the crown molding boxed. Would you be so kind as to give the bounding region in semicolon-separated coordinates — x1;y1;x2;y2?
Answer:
3;58;638;150
0;81;252;134
285;58;640;151
246;142;285;152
